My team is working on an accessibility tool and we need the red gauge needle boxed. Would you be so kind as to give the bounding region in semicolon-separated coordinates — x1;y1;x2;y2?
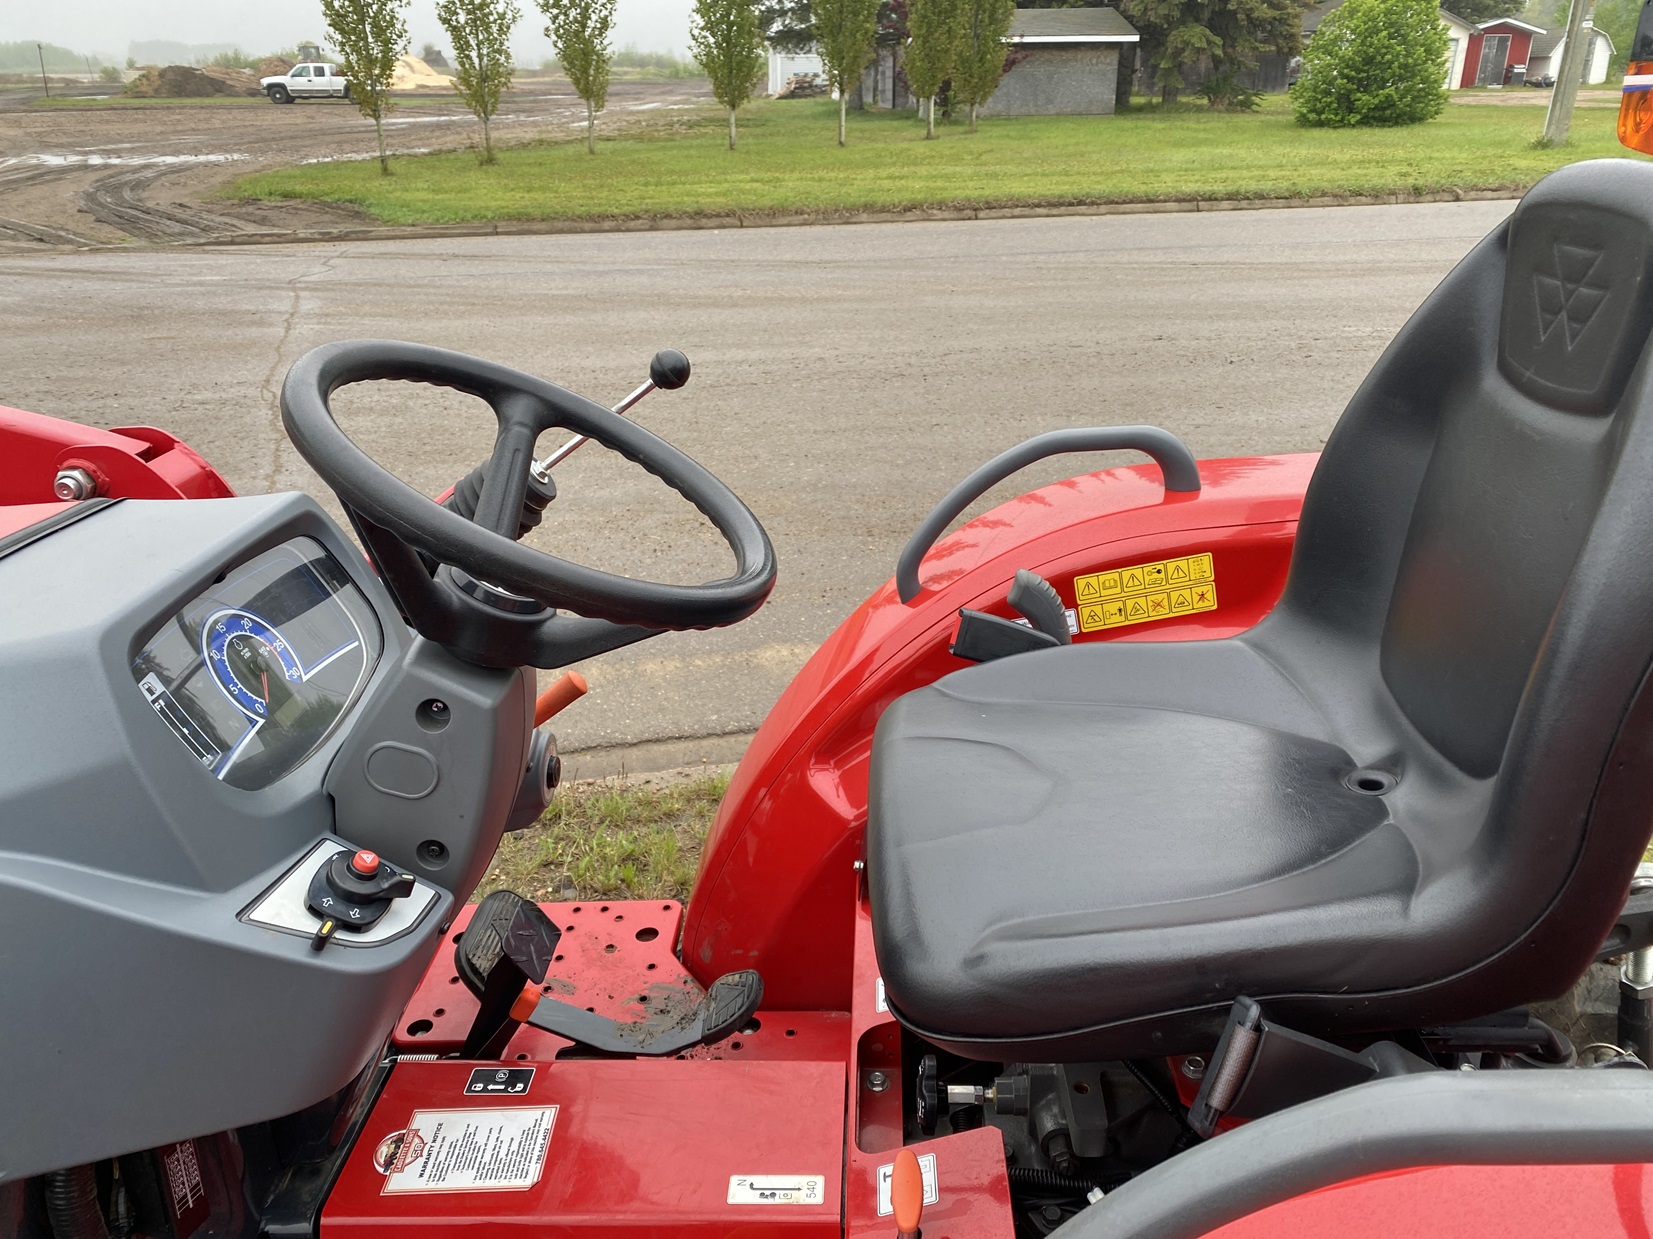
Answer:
261;670;269;704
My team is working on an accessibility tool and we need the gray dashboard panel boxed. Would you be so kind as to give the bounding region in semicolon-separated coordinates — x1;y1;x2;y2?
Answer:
0;495;523;1180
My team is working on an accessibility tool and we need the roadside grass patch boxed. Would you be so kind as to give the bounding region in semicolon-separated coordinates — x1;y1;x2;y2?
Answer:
227;94;1644;225
474;770;728;903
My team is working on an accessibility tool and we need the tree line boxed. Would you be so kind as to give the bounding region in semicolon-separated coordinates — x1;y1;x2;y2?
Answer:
318;0;1021;169
319;0;1495;170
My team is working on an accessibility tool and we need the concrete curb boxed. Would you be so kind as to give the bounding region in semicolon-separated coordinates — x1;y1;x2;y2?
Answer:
177;185;1529;250
558;730;754;782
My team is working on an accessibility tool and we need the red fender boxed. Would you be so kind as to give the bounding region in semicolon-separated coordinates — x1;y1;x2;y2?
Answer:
681;453;1318;1009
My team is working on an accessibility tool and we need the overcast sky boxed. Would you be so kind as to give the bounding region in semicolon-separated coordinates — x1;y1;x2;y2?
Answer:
19;0;696;63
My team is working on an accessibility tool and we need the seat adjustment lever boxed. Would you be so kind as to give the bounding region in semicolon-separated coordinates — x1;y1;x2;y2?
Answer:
1189;996;1434;1137
1007;569;1072;644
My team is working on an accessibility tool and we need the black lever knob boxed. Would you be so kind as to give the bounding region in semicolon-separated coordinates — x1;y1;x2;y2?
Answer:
648;349;691;391
305;848;417;935
322;850;416;903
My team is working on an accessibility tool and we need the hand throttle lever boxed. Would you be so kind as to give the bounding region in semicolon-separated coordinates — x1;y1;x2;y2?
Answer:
439;349;691;538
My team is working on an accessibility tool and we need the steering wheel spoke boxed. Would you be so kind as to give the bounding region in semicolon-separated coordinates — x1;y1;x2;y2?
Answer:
279;340;776;669
471;390;553;541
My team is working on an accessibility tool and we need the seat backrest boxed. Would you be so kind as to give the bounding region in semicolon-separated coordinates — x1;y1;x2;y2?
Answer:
1272;159;1653;991
1378;166;1653;778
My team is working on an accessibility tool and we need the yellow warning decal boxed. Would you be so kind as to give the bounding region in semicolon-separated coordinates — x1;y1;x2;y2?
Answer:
1074;553;1217;633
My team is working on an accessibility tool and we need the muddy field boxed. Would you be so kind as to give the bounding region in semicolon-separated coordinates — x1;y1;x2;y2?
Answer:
0;77;715;251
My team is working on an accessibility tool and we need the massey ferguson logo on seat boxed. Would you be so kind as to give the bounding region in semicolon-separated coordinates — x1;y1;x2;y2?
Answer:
1535;242;1610;349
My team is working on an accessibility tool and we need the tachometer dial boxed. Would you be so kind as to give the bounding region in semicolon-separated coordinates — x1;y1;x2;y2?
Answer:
204;610;302;721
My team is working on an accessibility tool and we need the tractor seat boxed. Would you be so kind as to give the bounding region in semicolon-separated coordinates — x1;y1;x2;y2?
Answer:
866;159;1653;1062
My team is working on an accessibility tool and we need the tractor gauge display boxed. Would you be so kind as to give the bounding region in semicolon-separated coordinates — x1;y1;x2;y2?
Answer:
132;538;383;790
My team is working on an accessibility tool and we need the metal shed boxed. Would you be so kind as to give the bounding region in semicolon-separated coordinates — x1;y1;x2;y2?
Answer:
981;8;1142;117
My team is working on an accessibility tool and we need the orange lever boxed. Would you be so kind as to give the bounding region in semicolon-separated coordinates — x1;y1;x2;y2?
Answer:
534;671;589;727
510;979;542;1023
891;1148;924;1239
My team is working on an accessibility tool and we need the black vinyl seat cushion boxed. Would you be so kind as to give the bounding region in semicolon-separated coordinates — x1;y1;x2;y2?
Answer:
868;638;1441;1058
867;160;1653;1061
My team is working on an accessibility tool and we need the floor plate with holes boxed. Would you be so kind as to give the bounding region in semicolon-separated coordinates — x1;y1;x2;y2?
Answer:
394;900;849;1061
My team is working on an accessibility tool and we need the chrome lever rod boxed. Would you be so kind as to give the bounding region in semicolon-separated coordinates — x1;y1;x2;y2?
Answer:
531;378;656;482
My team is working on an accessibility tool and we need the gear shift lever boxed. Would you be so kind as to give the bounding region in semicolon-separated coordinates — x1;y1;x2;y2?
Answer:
531;348;691;479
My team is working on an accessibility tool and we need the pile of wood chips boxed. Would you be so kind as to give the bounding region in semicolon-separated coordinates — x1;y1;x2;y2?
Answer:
775;73;829;99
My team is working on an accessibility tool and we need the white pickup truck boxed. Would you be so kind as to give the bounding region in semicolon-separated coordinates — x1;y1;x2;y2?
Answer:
260;63;351;104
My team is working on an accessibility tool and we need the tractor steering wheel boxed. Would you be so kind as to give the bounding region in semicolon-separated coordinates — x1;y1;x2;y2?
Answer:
280;340;776;670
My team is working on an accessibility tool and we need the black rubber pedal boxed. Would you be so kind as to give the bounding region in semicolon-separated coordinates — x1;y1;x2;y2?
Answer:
455;891;561;997
702;970;764;1045
457;893;563;1060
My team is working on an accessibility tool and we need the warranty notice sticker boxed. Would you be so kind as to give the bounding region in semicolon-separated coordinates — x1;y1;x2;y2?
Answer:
1073;552;1217;633
377;1106;557;1194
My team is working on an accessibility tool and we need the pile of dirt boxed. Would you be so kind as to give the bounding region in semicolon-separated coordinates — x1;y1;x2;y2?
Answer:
390;54;455;91
123;64;261;99
257;56;294;78
201;66;263;95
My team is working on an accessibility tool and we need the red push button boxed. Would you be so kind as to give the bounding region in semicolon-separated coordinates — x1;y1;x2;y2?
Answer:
349;849;381;878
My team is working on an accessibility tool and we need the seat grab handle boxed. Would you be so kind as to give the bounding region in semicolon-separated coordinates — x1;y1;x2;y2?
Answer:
895;426;1201;604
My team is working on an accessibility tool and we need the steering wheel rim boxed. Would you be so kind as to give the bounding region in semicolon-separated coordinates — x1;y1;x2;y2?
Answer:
280;339;776;631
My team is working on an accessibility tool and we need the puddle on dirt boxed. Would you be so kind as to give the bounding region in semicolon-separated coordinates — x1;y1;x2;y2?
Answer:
300;148;433;163
0;153;248;168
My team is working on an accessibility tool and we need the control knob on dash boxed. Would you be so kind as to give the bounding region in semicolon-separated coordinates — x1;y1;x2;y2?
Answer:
305;847;417;948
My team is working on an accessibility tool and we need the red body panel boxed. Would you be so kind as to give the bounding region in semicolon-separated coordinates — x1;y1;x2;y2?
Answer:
374;888;1653;1239
843;890;1014;1238
324;1058;846;1238
342;901;854;1238
1210;1162;1653;1238
0;406;235;505
374;894;1014;1238
681;454;1316;1009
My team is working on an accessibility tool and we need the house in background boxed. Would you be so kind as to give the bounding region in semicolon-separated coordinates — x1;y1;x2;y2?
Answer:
1301;0;1556;90
1441;10;1478;89
1459;16;1544;85
1527;21;1616;84
855;7;1140;116
981;8;1140;116
767;48;824;96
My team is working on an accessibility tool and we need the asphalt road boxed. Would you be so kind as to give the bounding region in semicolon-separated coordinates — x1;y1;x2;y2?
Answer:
0;201;1516;768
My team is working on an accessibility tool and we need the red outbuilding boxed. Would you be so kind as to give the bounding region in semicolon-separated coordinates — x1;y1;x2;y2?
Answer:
1460;17;1545;87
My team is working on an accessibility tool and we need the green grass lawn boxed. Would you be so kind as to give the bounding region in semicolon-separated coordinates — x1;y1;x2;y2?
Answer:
475;771;729;903
227;94;1645;226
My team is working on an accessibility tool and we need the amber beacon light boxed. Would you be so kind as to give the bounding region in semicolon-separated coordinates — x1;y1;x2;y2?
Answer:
1620;0;1653;154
